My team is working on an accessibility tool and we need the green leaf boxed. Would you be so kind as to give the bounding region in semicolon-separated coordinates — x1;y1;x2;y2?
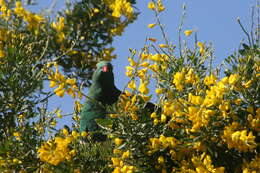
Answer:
95;118;113;130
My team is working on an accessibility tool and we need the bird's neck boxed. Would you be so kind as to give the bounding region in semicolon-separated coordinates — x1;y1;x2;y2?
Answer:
88;82;120;105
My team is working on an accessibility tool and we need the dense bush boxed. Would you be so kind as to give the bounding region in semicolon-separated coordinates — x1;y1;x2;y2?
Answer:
0;0;259;173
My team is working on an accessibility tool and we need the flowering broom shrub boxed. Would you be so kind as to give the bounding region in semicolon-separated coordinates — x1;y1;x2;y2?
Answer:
0;0;137;172
105;1;259;173
0;0;259;172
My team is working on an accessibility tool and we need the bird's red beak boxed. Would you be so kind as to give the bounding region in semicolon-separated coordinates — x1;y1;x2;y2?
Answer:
102;65;109;72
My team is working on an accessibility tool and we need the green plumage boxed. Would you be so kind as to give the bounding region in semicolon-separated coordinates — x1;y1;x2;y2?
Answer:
80;61;121;135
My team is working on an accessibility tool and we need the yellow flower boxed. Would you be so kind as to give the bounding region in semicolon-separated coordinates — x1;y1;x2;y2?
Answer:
128;57;137;66
188;93;203;105
140;62;149;67
93;8;99;13
161;114;167;123
141;94;151;102
13;132;21;140
138;68;148;79
228;74;239;85
128;80;136;90
148;1;156;10
111;157;121;167
173;71;185;91
125;66;135;77
50;120;56;127
153;118;159;125
158;156;164;164
234;99;242;105
106;0;133;18
38;136;75;166
113;149;122;155
204;74;217;86
0;50;5;58
150;112;157;119
66;78;76;85
184;30;193;36
114;138;123;146
222;127;257;152
149;138;160;149
159;44;168;48
122;150;131;159
157;0;165;12
185;68;198;84
138;80;149;94
13;158;21;164
243;80;253;88
81;131;87;137
56;109;62;118
149;54;161;62
141;53;149;61
49;80;57;88
148;23;156;28
197;41;205;55
74;100;82;112
155;88;164;95
148;37;157;42
72;130;79;139
54;86;65;97
63;128;69;136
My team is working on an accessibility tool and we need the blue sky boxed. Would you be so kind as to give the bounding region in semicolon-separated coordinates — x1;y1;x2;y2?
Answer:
36;0;258;130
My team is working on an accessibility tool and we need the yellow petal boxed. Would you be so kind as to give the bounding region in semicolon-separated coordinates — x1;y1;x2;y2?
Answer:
148;2;155;10
159;44;168;48
148;23;156;28
148;38;157;42
184;30;193;36
49;80;57;88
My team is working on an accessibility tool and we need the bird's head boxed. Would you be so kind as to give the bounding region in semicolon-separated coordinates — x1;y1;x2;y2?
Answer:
92;61;114;86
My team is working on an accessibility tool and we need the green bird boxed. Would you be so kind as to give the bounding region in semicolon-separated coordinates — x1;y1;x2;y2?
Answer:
80;61;121;140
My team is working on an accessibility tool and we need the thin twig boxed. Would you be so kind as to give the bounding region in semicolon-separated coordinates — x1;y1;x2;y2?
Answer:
237;17;252;46
178;3;186;58
250;6;255;46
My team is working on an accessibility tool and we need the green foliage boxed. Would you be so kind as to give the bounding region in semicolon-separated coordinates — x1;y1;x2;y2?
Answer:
0;0;259;172
0;0;137;172
54;0;138;86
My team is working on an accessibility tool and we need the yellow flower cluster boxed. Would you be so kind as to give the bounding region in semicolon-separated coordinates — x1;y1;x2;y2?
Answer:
38;135;76;166
0;0;11;21
13;132;22;141
0;156;6;167
0;28;7;58
242;155;260;173
14;1;44;34
222;123;256;152
118;92;140;120
47;63;82;98
125;56;151;102
148;0;165;13
202;76;230;108
110;23;126;36
184;30;193;37
204;74;217;87
247;109;260;131
105;0;133;18
190;153;225;173
173;70;185;92
148;134;178;154
102;47;117;61
173;68;199;92
197;42;205;55
51;17;65;43
112;142;135;173
0;156;22;169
